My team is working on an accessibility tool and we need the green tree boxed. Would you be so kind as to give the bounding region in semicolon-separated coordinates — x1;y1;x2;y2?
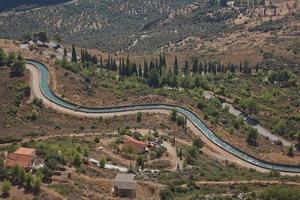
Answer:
0;48;6;66
73;153;82;167
31;176;42;192
240;98;258;116
137;112;143;122
71;45;77;63
160;188;173;200
174;56;178;76
42;166;53;183
193;138;204;149
11;165;21;184
148;68;160;88
176;115;185;126
11;55;26;77
187;146;198;159
7;52;16;67
19;167;25;185
33;31;48;43
297;133;300;146
100;158;106;169
246;127;258;145
136;156;144;171
94;136;100;143
260;185;300;200
24;173;32;190
63;48;67;57
170;109;177;122
287;145;294;157
1;180;11;196
184;60;189;75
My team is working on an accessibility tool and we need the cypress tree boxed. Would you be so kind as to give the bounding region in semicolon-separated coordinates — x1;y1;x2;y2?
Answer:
192;59;197;75
118;59;122;76
162;53;166;69
143;60;149;79
63;48;67;57
198;61;203;74
184;60;189;75
71;45;77;63
100;56;103;68
174;56;179;76
138;65;143;77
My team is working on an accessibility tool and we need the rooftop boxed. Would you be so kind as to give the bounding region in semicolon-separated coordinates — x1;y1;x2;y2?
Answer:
113;173;136;190
14;147;36;156
5;153;33;168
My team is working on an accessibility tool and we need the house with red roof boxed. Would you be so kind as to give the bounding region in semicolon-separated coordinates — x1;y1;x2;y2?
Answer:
5;147;36;169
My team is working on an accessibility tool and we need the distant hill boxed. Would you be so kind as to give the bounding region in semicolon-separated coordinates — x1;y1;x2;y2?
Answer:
0;0;71;12
0;0;299;57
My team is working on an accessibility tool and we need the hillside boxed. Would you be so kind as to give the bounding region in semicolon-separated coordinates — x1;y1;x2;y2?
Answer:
0;0;71;12
0;0;299;56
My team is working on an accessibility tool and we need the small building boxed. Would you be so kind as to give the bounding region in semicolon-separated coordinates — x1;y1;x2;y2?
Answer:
113;173;137;198
4;147;36;169
124;137;147;153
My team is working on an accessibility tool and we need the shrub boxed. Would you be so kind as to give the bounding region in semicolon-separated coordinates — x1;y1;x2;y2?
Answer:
136;112;143;122
32;97;43;108
246;127;258;146
193;138;204;149
176;115;186;127
0;135;22;144
1;180;11;195
94;137;100;143
100;158;106;169
159;188;173;200
170;109;177;122
260;185;300;200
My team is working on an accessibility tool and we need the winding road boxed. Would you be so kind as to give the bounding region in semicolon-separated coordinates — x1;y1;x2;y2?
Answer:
25;60;300;174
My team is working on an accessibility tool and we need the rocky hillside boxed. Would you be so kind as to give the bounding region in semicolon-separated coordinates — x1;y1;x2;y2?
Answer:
0;0;299;57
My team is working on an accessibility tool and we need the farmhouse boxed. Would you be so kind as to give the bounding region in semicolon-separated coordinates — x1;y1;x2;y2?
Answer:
113;173;137;198
4;147;36;169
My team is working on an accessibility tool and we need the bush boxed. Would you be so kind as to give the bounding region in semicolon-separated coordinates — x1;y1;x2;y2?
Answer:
260;185;300;200
32;97;43;108
136;112;143;122
94;137;100;143
1;180;11;195
170;109;177;122
27;108;39;121
246;127;258;146
193;138;204;149
176;115;186;127
100;158;106;169
159;188;173;200
0;135;22;144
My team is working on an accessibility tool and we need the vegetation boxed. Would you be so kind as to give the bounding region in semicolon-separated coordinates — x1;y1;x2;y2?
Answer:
1;180;11;196
137;112;143;122
259;185;300;200
0;0;251;52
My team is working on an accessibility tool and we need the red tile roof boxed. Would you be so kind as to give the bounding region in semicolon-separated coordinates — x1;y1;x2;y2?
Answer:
5;153;33;168
14;147;36;156
4;147;36;168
